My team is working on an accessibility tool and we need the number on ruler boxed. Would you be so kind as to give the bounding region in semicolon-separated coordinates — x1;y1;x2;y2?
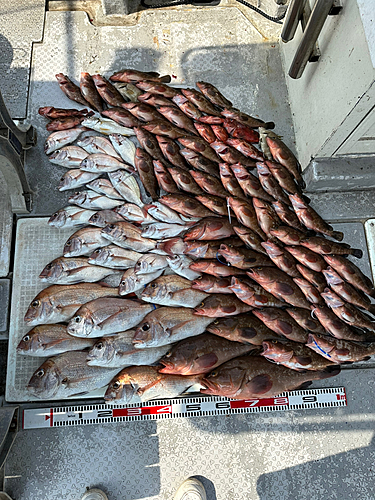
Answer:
157;406;172;413
245;400;260;406
215;402;230;409
302;396;317;403
274;397;288;405
186;404;201;411
127;408;142;415
97;410;113;418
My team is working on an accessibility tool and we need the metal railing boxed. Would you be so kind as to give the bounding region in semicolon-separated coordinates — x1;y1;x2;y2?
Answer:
281;0;343;79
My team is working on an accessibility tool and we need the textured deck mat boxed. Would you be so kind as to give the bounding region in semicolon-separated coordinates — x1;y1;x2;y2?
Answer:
6;218;107;402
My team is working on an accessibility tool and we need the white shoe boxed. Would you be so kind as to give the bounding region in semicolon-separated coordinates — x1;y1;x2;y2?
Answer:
173;477;207;500
80;488;108;500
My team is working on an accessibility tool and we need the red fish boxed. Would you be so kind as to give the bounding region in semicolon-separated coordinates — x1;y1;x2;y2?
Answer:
157;106;198;136
168;167;203;195
177;136;220;163
311;304;371;341
306;333;375;363
179;149;220;178
135;81;179;98
210;142;256;167
122;102;164;122
270;226;307;246
219;163;245;199
134;148;159;200
221;108;274;129
296;264;327;293
195;194;232;216
92;74;126;107
289;194;343;241
227;138;264;161
223;119;259;143
252;198;281;238
190;170;228;198
196;81;233;108
261;240;300;277
231;164;273;201
184;217;235;241
233;226;267;255
293;277;323;304
189;259;246;278
194;294;252;317
285;246;327;273
159;194;214;218
201;356;340;399
143;120;186;139
322;267;375;314
265;160;302;195
207;314;280;345
218;245;273;269
285;307;326;334
198;116;224;124
256;163;291;205
181;88;221;116
211;125;229;142
247;267;311;310
230;277;285;308
194;122;216;143
55;73;90;107
156;135;189;170
110;69;171;83
46;117;83;131
227;197;266;240
191;274;233;294
261;339;335;371
300;236;362;258
138;92;176;108
252;308;309;343
153;160;180;194
133;127;165;162
272;201;306;232
172;95;202;120
323;255;375;298
39;107;91;119
101;107;142;128
266;136;303;186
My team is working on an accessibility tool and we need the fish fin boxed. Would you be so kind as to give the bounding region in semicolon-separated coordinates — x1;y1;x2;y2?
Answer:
147;71;161;77
160;75;172;83
264;122;275;130
245;374;273;395
351;249;363;259
294;356;312;366
275;283;294;296
317;365;341;379
362;356;372;361
330;231;344;242
295;381;312;390
137;377;163;396
195;353;219;369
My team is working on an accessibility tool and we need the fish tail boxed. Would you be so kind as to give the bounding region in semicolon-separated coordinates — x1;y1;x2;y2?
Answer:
316;365;341;379
349;248;363;259
264;121;275;129
160;75;172;83
330;231;344;242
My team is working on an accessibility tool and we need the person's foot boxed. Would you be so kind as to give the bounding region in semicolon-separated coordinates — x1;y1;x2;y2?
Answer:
173;477;207;500
80;488;108;500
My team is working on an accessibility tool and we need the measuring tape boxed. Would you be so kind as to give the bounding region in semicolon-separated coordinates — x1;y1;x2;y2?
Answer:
22;387;346;430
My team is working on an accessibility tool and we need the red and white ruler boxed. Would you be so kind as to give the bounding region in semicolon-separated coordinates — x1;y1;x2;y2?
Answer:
22;387;346;430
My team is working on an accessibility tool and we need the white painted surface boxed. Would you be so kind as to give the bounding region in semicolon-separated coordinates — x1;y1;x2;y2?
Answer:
281;0;375;167
357;0;375;68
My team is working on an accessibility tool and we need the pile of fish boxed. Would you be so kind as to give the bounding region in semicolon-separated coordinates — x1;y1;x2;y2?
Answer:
18;68;375;403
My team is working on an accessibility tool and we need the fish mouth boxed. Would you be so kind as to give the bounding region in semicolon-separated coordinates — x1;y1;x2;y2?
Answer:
200;378;217;393
158;360;178;374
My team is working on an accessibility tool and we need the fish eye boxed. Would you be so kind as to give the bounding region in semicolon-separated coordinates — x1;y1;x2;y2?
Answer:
108;224;115;230
199;301;205;307
213;319;219;324
36;369;44;377
22;334;30;342
45;263;52;269
94;249;101;254
196;276;203;281
62;377;68;384
66;240;72;246
151;283;157;288
165;350;172;358
32;300;40;308
271;340;278;344
210;370;218;377
74;316;81;323
52;212;58;217
113;381;121;390
141;323;150;331
121;281;126;286
96;342;103;350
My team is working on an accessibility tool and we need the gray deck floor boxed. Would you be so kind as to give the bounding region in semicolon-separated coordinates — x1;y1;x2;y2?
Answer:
1;3;375;500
